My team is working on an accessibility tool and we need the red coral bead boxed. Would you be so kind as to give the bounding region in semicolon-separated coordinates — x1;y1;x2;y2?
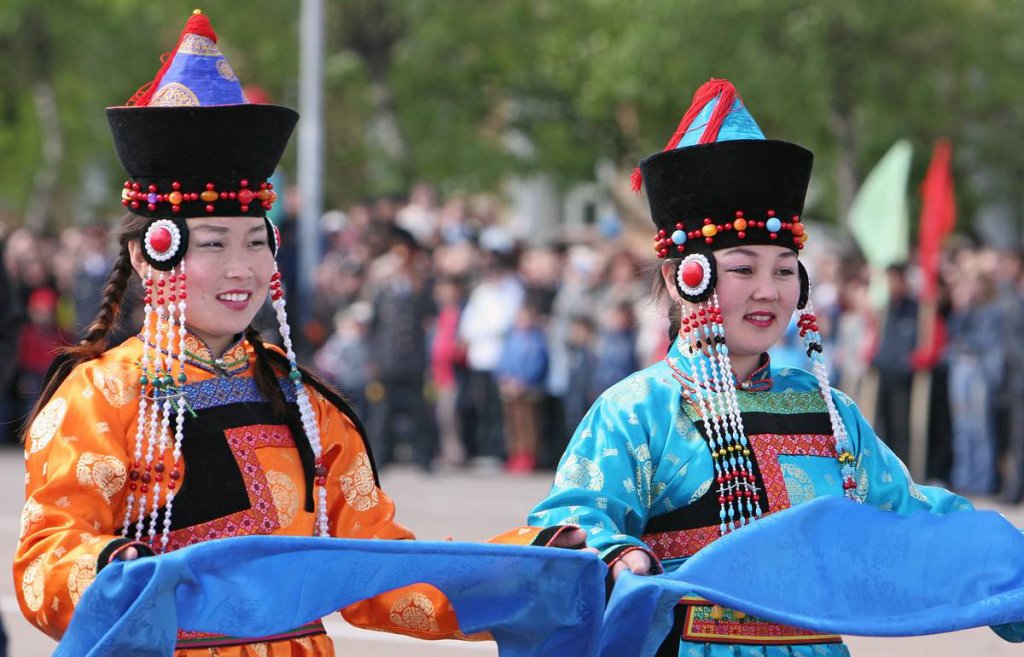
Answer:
681;260;705;288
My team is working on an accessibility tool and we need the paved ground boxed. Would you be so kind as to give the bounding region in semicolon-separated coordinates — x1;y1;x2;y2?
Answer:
1;447;1020;656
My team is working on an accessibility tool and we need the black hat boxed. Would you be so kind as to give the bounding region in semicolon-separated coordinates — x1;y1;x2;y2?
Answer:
633;79;813;259
107;10;297;220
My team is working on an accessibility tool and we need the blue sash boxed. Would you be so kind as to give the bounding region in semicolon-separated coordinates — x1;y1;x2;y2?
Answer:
57;497;1024;657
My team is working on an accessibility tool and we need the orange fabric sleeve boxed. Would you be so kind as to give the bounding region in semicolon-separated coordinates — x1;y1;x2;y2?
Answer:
14;357;139;640
304;388;476;640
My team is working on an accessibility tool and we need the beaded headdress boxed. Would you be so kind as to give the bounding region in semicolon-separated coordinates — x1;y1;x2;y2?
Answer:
106;10;329;550
634;79;857;536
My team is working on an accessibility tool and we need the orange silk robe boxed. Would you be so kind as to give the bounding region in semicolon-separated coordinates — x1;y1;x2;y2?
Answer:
14;335;513;656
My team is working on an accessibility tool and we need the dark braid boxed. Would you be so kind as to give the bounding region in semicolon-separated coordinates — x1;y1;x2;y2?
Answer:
24;213;147;440
76;244;134;357
245;326;290;418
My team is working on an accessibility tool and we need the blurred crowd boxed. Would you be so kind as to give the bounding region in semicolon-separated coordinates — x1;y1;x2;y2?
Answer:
1;185;1023;502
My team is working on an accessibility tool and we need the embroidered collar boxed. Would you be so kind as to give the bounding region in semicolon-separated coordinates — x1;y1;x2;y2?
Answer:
138;330;251;376
665;338;773;392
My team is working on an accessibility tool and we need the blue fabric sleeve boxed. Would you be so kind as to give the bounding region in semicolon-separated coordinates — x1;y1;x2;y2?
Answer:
528;384;656;560
832;388;974;514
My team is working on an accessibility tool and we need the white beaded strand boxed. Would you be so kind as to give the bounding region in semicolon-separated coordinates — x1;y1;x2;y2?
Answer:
270;269;329;536
123;266;154;539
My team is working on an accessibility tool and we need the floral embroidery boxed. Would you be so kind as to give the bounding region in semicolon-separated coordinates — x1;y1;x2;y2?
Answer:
67;554;96;605
75;453;127;503
266;470;300;528
20;498;43;539
22;555;46;612
29;397;67;454
780;463;815;505
389;592;440;633
91;366;137;408
339;453;378;512
555;455;605;491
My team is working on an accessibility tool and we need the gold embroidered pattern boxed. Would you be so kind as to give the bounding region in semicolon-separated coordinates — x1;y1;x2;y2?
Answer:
20;498;43;539
267;470;299;527
177;33;221;56
555;454;605;491
29;397;67;453
22;555;46;612
92;366;137;408
67;554;96;605
389;592;440;633
76;453;127;503
216;58;236;81
340;453;378;511
251;643;268;657
151;82;199;107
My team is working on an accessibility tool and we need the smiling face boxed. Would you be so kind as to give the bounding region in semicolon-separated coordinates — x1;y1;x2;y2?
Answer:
712;245;800;361
129;216;274;356
663;244;800;379
182;217;274;354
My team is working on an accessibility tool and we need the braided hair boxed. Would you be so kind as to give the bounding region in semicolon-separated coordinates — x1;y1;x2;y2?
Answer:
25;213;146;436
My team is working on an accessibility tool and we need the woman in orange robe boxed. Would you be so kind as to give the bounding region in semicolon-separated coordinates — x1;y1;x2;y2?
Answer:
13;11;575;656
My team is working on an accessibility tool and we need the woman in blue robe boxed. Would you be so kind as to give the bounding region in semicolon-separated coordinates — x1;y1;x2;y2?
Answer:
524;79;1021;656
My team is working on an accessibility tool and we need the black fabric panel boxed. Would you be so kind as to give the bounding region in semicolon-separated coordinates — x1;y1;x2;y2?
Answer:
644;449;770;535
645;405;832;535
639;139;812;255
695;410;833;438
166;402;281;530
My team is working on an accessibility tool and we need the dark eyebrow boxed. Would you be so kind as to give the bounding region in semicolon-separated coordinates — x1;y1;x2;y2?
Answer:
718;247;798;260
718;248;759;258
190;225;266;234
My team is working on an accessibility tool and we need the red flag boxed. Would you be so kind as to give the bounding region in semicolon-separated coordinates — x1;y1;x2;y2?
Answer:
917;140;956;301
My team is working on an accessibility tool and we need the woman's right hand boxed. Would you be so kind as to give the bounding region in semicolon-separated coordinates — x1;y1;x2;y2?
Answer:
117;546;140;561
610;549;652;581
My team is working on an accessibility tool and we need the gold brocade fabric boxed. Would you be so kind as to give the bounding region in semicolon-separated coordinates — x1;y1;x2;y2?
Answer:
15;336;471;654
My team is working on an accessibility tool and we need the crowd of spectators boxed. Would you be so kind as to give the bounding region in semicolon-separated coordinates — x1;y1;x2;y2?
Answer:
1;186;1022;503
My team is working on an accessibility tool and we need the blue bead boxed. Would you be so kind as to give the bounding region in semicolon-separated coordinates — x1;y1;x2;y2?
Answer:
766;217;782;232
671;229;687;245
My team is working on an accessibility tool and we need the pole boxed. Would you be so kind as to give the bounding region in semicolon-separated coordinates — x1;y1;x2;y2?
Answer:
297;0;325;332
908;298;936;481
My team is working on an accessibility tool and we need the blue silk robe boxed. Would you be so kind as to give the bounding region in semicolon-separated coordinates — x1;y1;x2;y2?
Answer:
528;338;992;656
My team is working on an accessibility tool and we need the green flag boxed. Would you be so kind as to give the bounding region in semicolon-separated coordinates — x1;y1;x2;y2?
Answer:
848;140;913;269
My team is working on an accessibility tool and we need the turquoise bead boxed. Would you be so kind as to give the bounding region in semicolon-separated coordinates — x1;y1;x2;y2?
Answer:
766;217;782;232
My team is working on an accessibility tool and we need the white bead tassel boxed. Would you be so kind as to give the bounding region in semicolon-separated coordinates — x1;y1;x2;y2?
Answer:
270;269;329;536
708;292;760;520
136;283;166;541
162;262;189;550
124;265;154;539
679;301;733;535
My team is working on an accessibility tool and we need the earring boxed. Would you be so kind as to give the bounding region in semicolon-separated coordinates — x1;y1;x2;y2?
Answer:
675;253;716;304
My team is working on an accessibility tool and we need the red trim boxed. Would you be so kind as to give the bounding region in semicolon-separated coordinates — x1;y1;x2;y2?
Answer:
605;545;662;574
128;12;219;107
107;541;149;564
680;599;841;645
177;620;325;648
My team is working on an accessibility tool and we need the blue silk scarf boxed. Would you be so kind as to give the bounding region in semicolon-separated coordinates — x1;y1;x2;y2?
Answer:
57;497;1024;657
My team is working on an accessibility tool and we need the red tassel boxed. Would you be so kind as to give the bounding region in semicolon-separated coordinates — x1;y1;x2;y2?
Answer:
698;83;736;145
126;11;219;107
630;78;741;194
661;79;733;151
630;167;643;194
